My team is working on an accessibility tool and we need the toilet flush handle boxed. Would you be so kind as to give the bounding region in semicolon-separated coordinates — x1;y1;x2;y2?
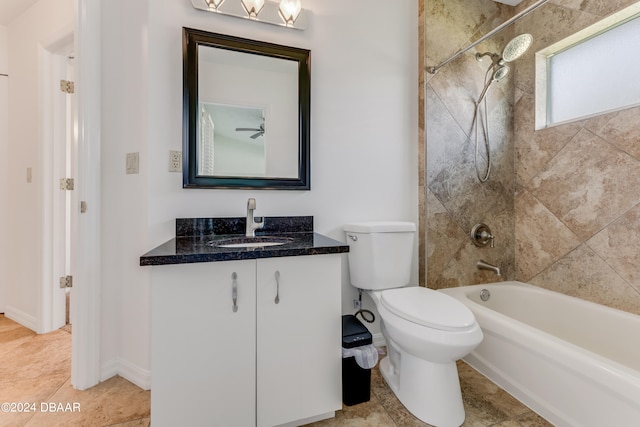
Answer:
347;234;358;242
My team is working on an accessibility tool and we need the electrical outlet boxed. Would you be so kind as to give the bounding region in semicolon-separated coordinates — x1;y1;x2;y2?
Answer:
169;150;182;173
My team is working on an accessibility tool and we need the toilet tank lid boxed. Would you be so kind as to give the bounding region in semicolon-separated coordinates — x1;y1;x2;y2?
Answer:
343;221;416;233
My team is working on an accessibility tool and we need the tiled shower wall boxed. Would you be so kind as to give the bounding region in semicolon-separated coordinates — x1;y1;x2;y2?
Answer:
513;0;640;315
425;0;516;288
424;0;640;316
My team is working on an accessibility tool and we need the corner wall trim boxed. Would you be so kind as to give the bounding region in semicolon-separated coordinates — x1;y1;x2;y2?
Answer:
4;306;38;332
100;357;151;391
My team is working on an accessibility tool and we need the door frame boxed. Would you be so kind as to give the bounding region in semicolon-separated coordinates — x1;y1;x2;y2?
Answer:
38;33;74;334
70;0;101;390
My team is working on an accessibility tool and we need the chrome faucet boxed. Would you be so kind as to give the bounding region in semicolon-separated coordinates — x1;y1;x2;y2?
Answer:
245;198;264;237
477;259;501;276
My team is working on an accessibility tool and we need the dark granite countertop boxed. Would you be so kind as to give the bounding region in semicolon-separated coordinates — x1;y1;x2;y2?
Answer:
140;216;349;266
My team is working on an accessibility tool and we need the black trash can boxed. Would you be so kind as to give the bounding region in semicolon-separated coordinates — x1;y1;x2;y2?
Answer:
341;314;373;406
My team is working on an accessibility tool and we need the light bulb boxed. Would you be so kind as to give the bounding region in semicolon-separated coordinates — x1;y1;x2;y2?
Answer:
241;0;265;19
279;0;302;26
205;0;225;10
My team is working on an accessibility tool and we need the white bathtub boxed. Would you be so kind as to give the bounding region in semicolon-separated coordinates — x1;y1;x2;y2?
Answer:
440;281;640;427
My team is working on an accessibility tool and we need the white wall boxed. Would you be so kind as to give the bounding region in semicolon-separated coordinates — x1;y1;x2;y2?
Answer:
100;0;151;386
5;0;74;329
101;0;418;388
0;25;7;313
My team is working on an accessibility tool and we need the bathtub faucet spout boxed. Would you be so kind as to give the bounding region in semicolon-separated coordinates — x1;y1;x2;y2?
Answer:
477;259;501;276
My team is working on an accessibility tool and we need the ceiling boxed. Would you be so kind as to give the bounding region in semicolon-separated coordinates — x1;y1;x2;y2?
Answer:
0;0;40;26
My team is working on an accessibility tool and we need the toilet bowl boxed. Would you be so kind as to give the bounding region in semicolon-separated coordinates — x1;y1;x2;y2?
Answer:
370;287;483;427
344;222;483;427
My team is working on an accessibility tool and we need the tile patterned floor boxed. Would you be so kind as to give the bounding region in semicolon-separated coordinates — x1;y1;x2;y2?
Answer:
306;354;553;427
0;314;551;427
0;315;150;427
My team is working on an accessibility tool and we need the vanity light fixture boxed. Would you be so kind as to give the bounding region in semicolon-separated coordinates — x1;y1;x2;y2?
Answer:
241;0;265;19
278;0;302;26
191;0;307;30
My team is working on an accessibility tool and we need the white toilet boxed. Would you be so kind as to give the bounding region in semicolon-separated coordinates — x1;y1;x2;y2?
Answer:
344;221;483;427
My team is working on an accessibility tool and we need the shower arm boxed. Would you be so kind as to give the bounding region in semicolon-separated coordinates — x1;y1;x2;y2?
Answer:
426;0;548;75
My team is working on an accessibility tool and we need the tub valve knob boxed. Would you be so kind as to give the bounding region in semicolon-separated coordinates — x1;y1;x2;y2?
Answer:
471;223;495;248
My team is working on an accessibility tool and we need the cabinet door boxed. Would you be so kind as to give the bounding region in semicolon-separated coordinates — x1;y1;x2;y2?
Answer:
256;254;342;427
152;260;256;427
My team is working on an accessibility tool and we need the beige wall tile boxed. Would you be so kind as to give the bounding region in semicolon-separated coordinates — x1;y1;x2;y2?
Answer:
588;105;640;160
425;0;501;67
514;93;583;186
587;203;640;292
530;244;640;315
515;190;581;280
426;189;468;288
527;129;640;240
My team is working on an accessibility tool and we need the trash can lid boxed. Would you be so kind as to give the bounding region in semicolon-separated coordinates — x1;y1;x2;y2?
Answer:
342;315;372;348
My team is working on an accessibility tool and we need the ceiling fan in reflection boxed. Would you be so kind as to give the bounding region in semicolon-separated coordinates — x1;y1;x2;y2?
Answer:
235;123;264;139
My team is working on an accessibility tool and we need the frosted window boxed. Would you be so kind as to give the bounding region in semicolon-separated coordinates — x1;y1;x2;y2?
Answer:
535;4;640;128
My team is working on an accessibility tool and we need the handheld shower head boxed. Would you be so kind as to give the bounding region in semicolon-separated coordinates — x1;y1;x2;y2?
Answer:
492;65;510;82
476;64;509;105
471;34;534;184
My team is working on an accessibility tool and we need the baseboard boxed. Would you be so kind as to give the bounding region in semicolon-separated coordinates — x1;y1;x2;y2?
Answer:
276;411;335;427
101;357;151;391
372;332;386;348
4;305;37;332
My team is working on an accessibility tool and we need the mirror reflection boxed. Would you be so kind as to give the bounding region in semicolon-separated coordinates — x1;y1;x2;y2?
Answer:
198;103;267;177
183;28;310;189
197;45;299;179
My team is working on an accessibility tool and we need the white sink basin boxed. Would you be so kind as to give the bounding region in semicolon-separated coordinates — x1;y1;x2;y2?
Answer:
208;236;293;249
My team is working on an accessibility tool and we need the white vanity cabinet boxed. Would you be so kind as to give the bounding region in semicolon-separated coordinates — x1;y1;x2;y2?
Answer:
152;259;257;427
151;254;342;427
256;255;342;427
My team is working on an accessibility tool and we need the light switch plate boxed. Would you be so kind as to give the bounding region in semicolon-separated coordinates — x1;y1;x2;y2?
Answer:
169;150;182;173
126;152;139;174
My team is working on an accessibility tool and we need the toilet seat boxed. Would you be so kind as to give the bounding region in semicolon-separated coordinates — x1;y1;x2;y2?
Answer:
381;287;476;331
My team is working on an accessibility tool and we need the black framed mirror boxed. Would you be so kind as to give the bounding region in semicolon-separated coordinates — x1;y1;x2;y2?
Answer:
183;28;310;190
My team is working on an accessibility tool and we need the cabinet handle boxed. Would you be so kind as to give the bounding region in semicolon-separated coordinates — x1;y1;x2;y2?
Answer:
231;272;238;313
274;271;280;304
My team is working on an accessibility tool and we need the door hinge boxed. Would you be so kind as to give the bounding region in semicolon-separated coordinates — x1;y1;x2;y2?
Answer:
60;80;75;94
60;178;74;190
59;275;73;289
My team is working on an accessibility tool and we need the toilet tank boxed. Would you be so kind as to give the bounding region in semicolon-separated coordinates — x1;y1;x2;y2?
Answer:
343;221;415;290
